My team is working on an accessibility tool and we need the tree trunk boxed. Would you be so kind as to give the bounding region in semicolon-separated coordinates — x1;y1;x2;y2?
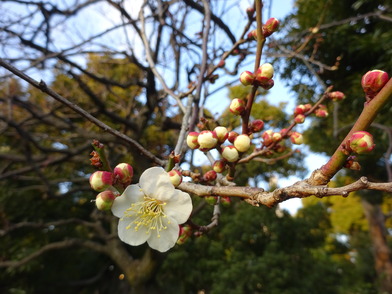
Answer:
361;199;392;293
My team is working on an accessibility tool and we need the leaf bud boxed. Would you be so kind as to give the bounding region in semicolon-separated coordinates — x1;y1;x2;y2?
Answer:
234;134;251;152
168;169;182;187
361;70;389;99
222;145;239;162
95;190;116;210
198;130;218;150
229;98;246;115
217;60;225;68
348;131;375;154
239;71;255;86
214;126;228;143
89;171;113;192
113;163;133;184
204;196;218;206
186;132;200;149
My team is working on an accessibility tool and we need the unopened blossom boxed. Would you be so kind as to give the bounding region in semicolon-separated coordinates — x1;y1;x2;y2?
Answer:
114;163;134;184
230;98;246;115
294;114;305;124
250;119;264;133
361;70;389;99
89;171;113;192
294;104;306;115
95;190;116;211
198;130;218;151
255;63;274;86
262;18;280;37
234;134;251;152
214;126;228;143
177;225;192;245
228;131;239;143
240;71;255;86
168;169;182;187
328;91;346;101
222;145;239;162
348;131;375;154
315;105;328;117
290;132;304;145
111;167;192;252
203;170;217;182
213;159;226;173
260;79;274;90
186;132;200;149
262;130;281;146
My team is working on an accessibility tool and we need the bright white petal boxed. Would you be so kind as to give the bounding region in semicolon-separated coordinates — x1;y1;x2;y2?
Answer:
139;167;175;201
117;217;150;246
111;184;144;218
147;216;179;252
164;190;193;224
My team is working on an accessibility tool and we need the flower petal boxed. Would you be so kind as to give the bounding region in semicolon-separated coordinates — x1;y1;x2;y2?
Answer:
111;184;144;218
117;217;150;246
164;190;193;224
147;216;179;252
139;167;175;201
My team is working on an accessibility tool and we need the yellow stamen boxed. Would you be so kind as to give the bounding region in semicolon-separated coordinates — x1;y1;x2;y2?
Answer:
123;196;168;237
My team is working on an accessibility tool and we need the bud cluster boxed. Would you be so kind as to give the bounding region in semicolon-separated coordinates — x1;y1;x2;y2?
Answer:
239;63;275;90
89;163;134;210
247;18;280;40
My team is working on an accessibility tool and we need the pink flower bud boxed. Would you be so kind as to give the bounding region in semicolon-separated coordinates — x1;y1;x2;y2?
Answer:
294;104;306;115
234;134;251;152
213;159;226;173
290;132;304;145
315;105;328;117
177;225;192;245
247;29;257;40
246;7;255;18
168;169;182;187
186;132;200;149
239;71;255;86
89;171;113;192
255;63;274;86
361;70;389;99
217;60;225;68
328;91;346;101
222;145;239;162
198;130;218;150
230;98;246;115
261;78;274;90
262;18;280;37
304;104;312;112
228;131;239;143
262;130;274;146
250;119;264;133
95;190;116;210
113;163;133;184
348;131;375;154
203;170;217;182
214;126;228;143
294;114;305;124
272;132;282;142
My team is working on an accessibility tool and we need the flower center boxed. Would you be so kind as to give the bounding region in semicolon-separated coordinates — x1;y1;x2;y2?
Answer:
124;196;168;237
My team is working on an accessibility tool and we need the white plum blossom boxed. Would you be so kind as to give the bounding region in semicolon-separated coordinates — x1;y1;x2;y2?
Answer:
111;167;192;252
